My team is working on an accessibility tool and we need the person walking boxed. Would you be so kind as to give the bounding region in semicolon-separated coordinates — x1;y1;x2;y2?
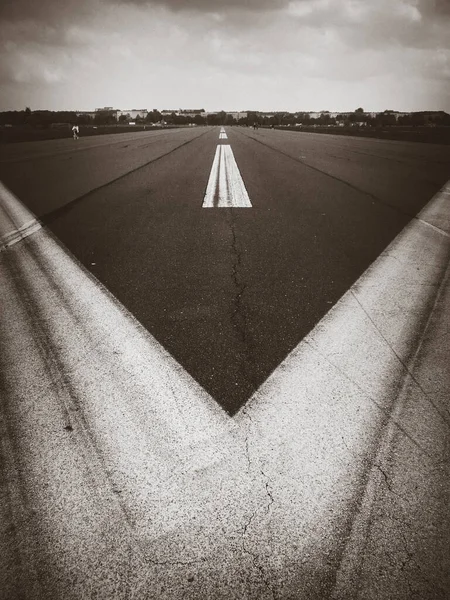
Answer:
72;124;79;140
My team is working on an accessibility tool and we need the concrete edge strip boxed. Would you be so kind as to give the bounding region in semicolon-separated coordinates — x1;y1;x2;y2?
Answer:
416;217;450;237
330;261;450;600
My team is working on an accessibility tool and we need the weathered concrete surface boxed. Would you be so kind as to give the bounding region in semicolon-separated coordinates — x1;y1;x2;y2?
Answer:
333;264;450;600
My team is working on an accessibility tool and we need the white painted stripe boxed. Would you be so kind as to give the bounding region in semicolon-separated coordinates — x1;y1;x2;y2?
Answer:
222;145;252;208
202;145;221;208
219;132;228;139
202;145;252;208
218;145;229;207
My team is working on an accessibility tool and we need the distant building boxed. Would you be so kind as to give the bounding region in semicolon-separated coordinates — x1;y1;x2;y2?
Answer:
178;109;205;117
94;107;120;119
227;112;248;120
411;111;447;124
76;111;96;119
117;109;148;120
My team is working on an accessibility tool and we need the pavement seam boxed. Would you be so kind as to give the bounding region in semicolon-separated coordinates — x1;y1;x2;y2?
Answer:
39;127;213;225
0;219;41;252
240;407;279;600
0;127;183;165
234;127;435;223
330;259;450;600
350;288;450;429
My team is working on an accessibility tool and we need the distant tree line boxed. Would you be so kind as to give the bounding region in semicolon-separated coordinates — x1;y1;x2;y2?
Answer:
246;108;450;128
1;107;449;129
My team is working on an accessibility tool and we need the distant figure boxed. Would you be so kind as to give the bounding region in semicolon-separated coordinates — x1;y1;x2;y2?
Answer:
72;124;79;140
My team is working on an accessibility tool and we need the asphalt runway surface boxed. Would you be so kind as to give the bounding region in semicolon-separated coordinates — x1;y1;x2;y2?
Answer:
1;126;450;413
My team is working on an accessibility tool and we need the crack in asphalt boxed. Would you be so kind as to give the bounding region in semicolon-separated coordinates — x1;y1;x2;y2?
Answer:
227;208;258;398
229;209;247;345
350;288;450;431
240;408;278;599
303;338;431;460
374;463;413;506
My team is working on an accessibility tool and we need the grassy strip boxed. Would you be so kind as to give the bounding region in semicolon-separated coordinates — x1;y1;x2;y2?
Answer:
274;125;450;145
0;124;182;144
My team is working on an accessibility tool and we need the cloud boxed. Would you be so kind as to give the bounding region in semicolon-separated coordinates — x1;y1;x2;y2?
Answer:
285;0;450;50
0;0;98;21
116;0;290;12
0;0;449;112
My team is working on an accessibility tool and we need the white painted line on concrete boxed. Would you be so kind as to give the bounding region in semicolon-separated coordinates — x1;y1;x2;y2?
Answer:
1;180;449;597
218;144;229;207
0;181;41;251
219;132;228;139
202;145;252;208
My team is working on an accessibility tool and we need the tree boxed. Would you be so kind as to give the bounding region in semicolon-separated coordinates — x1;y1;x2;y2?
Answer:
94;111;117;125
24;106;32;125
217;110;227;125
355;107;364;114
146;109;162;123
194;114;205;125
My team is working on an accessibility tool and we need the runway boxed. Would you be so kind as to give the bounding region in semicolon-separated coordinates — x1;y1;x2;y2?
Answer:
1;126;450;599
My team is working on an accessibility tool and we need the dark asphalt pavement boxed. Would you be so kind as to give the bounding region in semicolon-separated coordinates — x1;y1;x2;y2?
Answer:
1;127;450;413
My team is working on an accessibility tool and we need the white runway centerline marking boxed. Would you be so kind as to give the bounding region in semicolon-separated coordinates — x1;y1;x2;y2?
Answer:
219;126;228;139
203;144;252;208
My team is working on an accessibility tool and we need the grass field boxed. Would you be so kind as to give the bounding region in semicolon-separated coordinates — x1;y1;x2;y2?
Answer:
0;124;180;144
274;125;450;145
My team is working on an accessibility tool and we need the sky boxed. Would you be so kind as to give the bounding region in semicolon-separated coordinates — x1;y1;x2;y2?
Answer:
0;0;449;112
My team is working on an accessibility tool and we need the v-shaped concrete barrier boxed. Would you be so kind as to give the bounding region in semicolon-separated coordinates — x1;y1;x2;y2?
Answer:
1;179;449;599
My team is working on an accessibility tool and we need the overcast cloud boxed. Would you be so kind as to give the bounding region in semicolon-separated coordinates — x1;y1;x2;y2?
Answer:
0;0;449;112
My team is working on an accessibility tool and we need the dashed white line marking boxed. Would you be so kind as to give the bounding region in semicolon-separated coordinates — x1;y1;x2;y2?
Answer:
203;145;252;208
